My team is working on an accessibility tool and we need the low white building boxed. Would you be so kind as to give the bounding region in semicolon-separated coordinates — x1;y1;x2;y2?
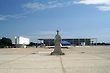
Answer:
15;36;30;48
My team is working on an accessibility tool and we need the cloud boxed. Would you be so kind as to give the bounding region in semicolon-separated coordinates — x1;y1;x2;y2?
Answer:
74;0;110;11
74;0;110;5
0;14;26;21
97;5;110;11
23;0;110;12
22;0;74;10
2;1;73;21
0;16;7;21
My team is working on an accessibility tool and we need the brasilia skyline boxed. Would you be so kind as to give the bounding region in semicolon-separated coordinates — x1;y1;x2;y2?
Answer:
0;0;110;43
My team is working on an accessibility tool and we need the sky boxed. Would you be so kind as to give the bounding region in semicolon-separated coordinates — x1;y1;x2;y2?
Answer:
0;0;110;42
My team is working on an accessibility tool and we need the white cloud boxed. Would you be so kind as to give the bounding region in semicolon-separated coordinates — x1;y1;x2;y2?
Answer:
97;5;110;11
23;2;46;10
74;0;110;11
0;14;26;21
74;0;110;5
22;1;74;10
22;0;110;11
2;1;73;21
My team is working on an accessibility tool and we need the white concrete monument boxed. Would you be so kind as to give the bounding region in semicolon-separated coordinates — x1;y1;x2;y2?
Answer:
50;30;65;55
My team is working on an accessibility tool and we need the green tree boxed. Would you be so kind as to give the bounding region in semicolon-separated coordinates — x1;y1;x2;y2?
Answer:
29;42;36;46
0;37;12;47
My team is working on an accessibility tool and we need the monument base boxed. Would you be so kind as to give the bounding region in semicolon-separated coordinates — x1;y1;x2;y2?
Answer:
50;51;65;55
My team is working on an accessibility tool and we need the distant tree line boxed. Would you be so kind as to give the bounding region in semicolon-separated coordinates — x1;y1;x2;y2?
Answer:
94;42;110;45
0;37;12;48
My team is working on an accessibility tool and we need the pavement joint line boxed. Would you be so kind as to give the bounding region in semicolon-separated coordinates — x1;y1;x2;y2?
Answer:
0;54;30;66
60;56;66;73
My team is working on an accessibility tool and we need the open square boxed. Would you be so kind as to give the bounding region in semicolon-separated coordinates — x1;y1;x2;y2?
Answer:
0;46;110;73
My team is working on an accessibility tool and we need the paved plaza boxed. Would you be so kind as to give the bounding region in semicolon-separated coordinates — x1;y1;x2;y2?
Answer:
0;46;110;73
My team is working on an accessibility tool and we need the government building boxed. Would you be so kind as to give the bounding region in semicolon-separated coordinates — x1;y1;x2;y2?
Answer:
38;38;97;46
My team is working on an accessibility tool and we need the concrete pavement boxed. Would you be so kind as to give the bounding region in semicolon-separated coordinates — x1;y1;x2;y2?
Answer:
0;46;110;73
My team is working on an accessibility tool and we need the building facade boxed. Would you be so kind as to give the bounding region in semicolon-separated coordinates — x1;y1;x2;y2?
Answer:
15;36;30;48
38;38;96;46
